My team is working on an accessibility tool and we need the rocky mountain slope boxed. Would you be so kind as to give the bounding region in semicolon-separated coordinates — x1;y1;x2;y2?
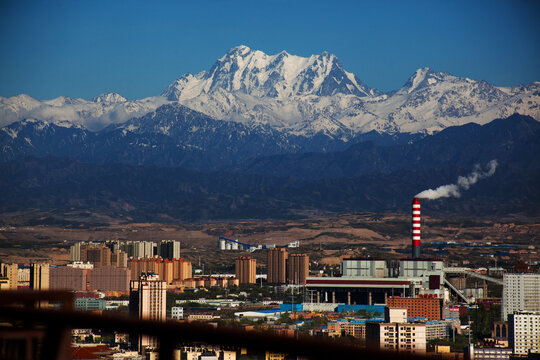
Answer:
1;46;538;139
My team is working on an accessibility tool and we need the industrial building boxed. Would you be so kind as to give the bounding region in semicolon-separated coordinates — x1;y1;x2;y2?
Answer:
305;197;503;306
306;258;446;305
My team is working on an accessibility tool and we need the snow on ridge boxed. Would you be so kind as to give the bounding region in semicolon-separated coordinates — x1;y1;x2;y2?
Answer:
1;47;539;138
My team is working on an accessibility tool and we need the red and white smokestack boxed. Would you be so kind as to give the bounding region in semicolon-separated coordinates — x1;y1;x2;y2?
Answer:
412;197;421;258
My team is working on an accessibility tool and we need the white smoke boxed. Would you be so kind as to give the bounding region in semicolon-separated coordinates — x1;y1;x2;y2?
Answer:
416;160;498;200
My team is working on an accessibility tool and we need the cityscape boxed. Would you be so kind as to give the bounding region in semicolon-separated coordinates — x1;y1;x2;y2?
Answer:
1;196;539;359
0;0;539;359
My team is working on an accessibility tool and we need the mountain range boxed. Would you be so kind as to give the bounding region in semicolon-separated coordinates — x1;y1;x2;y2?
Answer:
1;46;539;221
1;114;539;222
1;46;539;138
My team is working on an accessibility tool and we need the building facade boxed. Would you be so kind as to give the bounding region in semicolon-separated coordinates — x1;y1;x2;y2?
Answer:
129;273;167;350
508;312;540;355
50;266;87;291
129;258;192;283
30;263;49;290
0;263;18;290
158;240;181;260
366;322;427;354
287;254;309;285
89;266;130;292
502;273;540;320
267;248;287;284
386;296;442;320
235;257;256;284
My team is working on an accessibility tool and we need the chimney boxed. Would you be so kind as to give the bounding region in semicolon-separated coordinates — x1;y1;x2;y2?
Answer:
412;197;421;258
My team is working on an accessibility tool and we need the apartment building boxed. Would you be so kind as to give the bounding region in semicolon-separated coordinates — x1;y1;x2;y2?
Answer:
508;312;540;355
502;273;540;320
235;257;256;284
267;248;287;284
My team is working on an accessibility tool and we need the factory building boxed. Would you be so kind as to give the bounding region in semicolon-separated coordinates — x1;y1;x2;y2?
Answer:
306;198;456;305
306;258;446;305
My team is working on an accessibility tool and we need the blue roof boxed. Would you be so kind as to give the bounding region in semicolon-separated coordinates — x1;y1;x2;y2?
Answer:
256;308;282;314
336;304;386;313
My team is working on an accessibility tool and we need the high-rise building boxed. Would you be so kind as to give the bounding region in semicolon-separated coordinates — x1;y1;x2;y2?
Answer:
235;257;256;284
50;266;87;291
89;266;130;292
267;248;287;284
129;273;167;351
158;240;181;260
110;250;128;267
502;273;540;320
128;258;192;283
508;312;540;355
30;263;49;290
0;263;18;290
287;254;309;285
174;258;192;281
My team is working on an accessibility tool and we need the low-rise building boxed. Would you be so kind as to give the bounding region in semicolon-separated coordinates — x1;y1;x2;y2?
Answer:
171;306;184;320
74;298;106;311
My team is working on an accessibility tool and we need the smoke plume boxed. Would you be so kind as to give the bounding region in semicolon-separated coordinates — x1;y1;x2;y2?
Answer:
416;160;498;200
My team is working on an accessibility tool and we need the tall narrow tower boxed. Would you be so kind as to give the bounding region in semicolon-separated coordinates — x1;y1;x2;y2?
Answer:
412;197;421;258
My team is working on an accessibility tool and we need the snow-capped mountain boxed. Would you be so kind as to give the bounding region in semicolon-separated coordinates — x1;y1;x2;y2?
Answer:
162;47;539;136
0;46;538;138
0;93;167;131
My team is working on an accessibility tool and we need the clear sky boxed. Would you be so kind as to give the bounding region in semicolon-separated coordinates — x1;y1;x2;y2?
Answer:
0;0;538;100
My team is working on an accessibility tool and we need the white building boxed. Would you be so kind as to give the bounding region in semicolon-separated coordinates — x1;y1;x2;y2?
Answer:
508;312;540;355
366;322;426;354
129;273;166;350
171;306;184;320
341;259;387;277
366;308;427;355
502;273;540;320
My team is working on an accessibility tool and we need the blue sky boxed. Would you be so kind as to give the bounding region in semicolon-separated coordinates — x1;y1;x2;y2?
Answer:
0;0;538;100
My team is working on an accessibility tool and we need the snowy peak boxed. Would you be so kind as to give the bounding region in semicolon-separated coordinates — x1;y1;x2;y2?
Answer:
92;92;128;104
163;46;379;101
398;67;450;94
